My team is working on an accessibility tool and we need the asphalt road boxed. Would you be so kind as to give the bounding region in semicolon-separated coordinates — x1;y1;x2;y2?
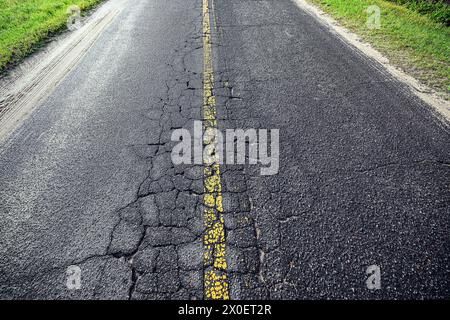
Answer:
0;0;449;299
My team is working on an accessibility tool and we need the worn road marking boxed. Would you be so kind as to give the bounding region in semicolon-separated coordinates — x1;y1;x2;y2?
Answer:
202;0;229;300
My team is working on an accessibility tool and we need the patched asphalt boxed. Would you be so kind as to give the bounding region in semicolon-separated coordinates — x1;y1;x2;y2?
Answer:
0;0;449;299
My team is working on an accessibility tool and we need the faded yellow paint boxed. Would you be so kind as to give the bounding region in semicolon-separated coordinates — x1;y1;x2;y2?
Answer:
205;270;229;300
202;0;229;300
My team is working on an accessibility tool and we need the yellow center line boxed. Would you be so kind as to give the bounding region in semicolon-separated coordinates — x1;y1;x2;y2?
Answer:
202;0;229;300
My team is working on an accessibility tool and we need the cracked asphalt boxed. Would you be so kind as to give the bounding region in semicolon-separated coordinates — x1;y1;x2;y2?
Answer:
0;0;449;300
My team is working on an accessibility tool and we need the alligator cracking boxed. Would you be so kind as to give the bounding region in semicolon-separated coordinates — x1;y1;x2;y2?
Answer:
202;0;230;300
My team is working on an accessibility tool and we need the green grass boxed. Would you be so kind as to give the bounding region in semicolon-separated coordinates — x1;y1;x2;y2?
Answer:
307;0;450;94
0;0;102;73
387;0;450;25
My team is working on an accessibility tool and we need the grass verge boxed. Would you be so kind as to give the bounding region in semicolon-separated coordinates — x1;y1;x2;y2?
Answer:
0;0;103;73
306;0;450;95
387;0;450;25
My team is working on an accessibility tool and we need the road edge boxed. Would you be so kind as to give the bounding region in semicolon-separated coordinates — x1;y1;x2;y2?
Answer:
0;1;122;145
294;0;450;125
